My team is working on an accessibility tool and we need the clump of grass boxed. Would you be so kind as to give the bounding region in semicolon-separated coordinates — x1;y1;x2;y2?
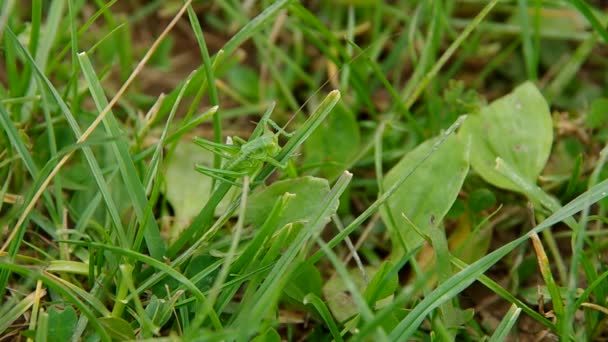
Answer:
2;1;608;341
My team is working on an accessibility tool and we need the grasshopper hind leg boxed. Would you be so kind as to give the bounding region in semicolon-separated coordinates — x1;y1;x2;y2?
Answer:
194;164;248;187
193;137;239;159
262;155;289;169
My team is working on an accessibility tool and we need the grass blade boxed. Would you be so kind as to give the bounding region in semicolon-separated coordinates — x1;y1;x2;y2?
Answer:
567;0;608;43
530;233;564;320
1;27;130;254
517;0;539;80
388;178;608;340
451;256;556;331
0;289;41;334
0;104;56;218
489;304;522;341
78;52;166;259
186;4;221;172
65;241;223;330
304;293;344;342
156;0;292;120
20;0;66;122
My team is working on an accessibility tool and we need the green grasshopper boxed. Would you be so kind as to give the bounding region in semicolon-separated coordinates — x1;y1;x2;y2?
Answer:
193;102;293;186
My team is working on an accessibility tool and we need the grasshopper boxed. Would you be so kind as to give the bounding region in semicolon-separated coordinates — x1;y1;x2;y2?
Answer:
193;102;293;186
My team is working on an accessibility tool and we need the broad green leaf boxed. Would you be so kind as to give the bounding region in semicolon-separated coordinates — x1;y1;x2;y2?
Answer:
322;267;366;323
230;194;292;274
533;6;589;32
284;263;323;302
380;134;469;253
98;317;135;340
245;176;334;229
363;261;398;305
47;305;78;341
322;265;393;323
304;104;360;179
459;82;552;192
164;142;235;241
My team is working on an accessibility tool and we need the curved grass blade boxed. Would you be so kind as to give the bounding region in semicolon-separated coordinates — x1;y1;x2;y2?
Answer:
78;52;165;259
189;176;251;332
388;178;608;340
304;293;344;342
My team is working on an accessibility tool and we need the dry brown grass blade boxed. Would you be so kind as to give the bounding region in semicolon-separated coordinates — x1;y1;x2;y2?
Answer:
0;0;194;253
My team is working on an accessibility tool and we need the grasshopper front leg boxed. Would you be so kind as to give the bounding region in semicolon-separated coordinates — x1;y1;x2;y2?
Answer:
265;118;294;138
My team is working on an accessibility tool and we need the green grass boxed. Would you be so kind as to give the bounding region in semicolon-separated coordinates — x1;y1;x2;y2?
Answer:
2;1;608;340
